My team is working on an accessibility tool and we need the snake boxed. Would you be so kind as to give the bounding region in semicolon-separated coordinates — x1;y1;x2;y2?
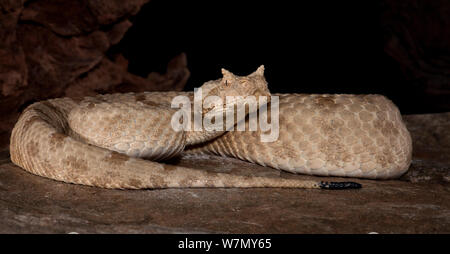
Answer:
9;66;412;189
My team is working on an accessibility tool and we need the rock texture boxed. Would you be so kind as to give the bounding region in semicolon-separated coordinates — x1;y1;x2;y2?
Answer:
0;0;190;151
0;113;448;233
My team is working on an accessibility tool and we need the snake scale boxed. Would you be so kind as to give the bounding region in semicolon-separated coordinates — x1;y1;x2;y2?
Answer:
10;66;412;189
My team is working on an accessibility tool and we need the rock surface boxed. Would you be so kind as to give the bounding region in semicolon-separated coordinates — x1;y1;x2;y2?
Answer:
0;0;189;151
0;113;448;233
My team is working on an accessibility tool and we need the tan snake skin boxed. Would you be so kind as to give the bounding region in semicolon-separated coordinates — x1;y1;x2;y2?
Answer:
10;66;412;189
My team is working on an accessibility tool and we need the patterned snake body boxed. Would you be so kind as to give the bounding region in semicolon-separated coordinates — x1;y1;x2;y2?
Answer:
10;66;412;189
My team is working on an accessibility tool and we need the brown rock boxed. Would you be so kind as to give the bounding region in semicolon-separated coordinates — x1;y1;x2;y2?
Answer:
0;0;190;151
0;113;448;233
20;0;149;36
403;113;450;164
402;113;450;183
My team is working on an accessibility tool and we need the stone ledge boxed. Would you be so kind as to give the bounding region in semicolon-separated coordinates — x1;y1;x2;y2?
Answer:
0;113;449;233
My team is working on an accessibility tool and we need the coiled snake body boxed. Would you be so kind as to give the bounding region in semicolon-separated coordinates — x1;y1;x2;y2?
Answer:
10;66;412;189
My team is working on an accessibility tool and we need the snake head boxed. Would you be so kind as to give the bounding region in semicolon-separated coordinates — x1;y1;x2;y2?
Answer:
220;65;270;100
196;65;271;123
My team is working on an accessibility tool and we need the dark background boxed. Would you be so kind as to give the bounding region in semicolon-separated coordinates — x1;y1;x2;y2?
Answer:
113;0;447;114
1;0;449;149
